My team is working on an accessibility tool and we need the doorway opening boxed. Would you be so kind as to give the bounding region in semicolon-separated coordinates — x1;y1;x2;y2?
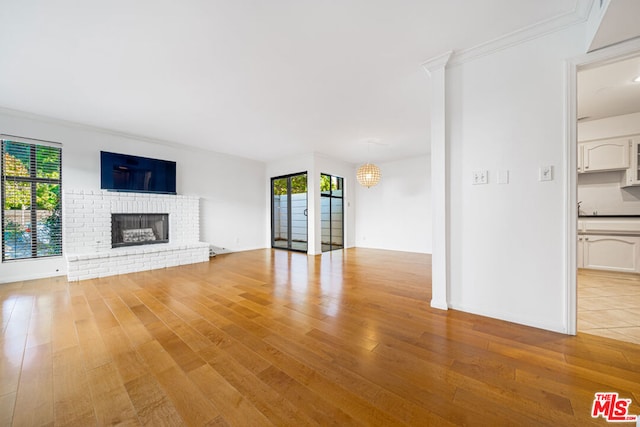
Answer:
575;52;640;345
271;172;308;252
320;174;344;252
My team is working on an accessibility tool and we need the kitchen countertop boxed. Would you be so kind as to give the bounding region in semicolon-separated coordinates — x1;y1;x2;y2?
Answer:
578;216;640;235
579;215;640;218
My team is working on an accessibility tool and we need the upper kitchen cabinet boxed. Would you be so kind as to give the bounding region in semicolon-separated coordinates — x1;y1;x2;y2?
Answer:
623;136;640;187
578;137;630;173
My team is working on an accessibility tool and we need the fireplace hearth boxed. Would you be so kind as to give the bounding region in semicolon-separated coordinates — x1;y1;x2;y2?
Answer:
112;213;169;248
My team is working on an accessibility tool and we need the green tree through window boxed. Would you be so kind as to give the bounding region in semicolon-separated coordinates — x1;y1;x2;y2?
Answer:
273;175;307;195
2;138;62;260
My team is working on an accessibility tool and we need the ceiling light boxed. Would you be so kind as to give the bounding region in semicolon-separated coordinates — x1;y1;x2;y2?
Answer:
357;163;381;188
356;139;382;188
634;75;640;83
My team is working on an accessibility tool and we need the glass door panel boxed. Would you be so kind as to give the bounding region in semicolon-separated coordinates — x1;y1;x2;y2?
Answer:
330;197;343;248
271;173;307;252
272;177;289;249
321;174;344;252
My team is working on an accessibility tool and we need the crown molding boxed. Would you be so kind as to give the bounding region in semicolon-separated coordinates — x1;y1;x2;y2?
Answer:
422;51;453;75
448;0;594;66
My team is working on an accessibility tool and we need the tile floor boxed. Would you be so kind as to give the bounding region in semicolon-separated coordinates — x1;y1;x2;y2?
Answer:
578;268;640;345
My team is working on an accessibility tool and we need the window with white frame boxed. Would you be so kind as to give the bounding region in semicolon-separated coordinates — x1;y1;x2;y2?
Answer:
1;135;62;261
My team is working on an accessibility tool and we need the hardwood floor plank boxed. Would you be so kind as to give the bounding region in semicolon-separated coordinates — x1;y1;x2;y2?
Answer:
52;346;96;425
133;289;212;353
145;320;206;374
484;336;640;406
262;333;425;426
25;307;53;350
136;340;179;374
188;363;273;426
154;366;220;426
85;292;120;330
191;319;272;375
100;324;150;385
51;309;77;353
451;386;562;426
1;298;17;339
197;345;318;426
124;374;183;426
514;369;608;418
238;291;272;307
0;333;26;397
101;296;154;348
3;296;33;339
85;362;139;425
74;317;112;370
12;343;54;426
448;358;578;424
0;391;16;426
69;293;92;322
257;365;357;426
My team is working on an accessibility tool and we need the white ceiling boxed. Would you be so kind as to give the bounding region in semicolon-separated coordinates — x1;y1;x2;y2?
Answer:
0;0;581;163
578;55;640;122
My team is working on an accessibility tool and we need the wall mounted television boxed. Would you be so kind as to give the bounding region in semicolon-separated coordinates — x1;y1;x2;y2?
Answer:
100;151;177;194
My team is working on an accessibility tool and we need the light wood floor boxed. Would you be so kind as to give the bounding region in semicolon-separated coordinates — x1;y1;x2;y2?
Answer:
2;248;640;426
578;268;640;345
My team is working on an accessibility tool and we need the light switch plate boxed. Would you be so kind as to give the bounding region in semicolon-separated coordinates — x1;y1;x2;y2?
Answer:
497;170;509;184
539;165;553;182
472;170;488;185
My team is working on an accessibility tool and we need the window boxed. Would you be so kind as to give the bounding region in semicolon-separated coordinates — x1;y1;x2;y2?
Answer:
1;136;62;261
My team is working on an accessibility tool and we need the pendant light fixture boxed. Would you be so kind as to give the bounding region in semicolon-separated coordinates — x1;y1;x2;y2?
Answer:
357;140;382;188
357;162;381;188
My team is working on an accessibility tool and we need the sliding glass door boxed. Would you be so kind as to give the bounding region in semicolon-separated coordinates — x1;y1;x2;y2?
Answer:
321;174;343;252
271;172;307;252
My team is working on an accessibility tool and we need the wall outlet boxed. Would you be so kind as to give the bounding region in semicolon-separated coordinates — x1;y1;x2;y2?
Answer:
472;170;488;185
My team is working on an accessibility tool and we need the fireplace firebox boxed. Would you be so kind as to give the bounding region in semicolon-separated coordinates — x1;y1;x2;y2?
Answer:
111;213;169;248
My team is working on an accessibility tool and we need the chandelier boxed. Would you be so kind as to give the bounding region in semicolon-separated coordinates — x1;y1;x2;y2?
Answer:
356;162;381;188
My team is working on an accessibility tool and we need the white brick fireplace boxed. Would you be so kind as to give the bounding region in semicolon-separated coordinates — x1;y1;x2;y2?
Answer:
63;190;209;281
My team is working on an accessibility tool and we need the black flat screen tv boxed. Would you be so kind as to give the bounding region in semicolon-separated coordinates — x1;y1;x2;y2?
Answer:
100;151;177;194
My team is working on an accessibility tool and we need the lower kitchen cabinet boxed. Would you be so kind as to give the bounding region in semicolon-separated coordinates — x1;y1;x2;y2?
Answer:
578;234;640;273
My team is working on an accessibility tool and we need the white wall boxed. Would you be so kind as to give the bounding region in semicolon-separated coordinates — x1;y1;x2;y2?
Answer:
0;109;266;283
578;112;640;215
446;24;586;333
355;155;431;254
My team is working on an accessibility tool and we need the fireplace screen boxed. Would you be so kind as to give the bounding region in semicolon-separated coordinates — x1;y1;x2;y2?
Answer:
111;213;169;248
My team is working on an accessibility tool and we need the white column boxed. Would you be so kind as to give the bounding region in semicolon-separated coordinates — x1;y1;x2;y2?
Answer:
422;51;452;310
308;163;321;255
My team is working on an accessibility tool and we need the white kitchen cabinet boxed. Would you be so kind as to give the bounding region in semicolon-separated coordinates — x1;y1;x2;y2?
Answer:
623;136;640;186
580;234;640;273
578;137;630;173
